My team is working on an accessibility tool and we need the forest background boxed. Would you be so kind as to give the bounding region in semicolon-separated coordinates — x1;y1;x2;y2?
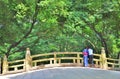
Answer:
0;0;120;61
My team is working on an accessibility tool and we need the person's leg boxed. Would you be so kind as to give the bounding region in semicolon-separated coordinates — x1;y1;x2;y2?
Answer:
89;55;94;67
83;56;85;66
91;55;94;66
84;56;88;67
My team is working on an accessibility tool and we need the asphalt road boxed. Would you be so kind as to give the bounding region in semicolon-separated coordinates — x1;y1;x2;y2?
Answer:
1;67;120;79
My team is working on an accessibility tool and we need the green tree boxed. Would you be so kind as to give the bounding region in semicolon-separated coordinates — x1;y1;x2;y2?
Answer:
0;0;120;60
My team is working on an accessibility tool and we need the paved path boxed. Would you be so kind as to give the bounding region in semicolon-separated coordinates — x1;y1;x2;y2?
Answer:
1;67;120;79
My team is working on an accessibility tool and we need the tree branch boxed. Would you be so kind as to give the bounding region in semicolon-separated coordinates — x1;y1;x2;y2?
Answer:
81;17;109;57
6;0;41;57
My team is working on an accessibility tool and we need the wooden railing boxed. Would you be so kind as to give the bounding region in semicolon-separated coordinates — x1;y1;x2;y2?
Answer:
1;47;120;74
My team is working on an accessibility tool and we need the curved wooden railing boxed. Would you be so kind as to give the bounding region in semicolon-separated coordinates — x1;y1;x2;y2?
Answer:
1;47;120;75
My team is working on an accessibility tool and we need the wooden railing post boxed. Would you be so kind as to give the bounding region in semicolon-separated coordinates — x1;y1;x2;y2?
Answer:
77;53;80;64
100;47;107;69
2;55;8;74
25;48;32;71
54;52;57;64
119;53;120;68
0;57;1;74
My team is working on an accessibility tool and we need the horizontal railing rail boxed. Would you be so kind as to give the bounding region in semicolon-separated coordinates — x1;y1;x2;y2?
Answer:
7;59;25;74
106;58;120;69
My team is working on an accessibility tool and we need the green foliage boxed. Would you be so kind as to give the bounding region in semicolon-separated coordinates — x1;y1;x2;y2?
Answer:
0;0;120;60
15;3;28;19
8;52;25;61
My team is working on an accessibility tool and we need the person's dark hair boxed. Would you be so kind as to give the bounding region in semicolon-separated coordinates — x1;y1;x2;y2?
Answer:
86;46;89;49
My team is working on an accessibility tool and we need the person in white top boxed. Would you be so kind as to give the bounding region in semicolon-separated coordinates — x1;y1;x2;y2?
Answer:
88;48;93;55
88;48;94;67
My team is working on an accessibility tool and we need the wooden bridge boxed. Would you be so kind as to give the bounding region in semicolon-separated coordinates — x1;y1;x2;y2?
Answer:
0;47;120;79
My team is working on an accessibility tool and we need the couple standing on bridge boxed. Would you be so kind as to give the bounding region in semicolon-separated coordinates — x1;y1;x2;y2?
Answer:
82;46;94;67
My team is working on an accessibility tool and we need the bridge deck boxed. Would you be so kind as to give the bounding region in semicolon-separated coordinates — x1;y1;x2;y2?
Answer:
1;67;120;79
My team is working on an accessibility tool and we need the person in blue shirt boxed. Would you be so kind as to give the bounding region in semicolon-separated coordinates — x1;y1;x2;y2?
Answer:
82;47;89;67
